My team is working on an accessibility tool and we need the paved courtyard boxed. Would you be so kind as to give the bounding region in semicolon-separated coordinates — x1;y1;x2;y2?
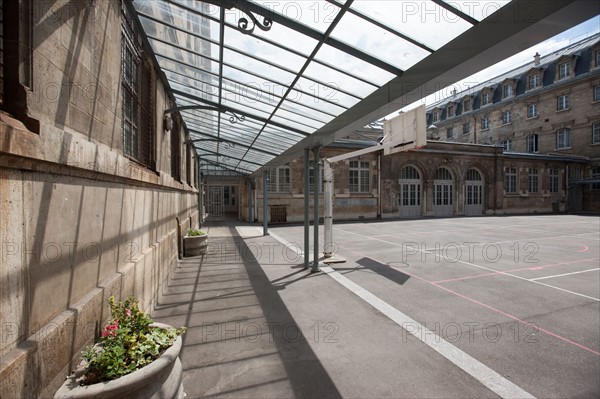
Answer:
154;215;600;398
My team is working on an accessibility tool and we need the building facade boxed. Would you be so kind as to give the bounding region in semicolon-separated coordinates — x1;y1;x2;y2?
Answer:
0;1;199;397
425;34;600;211
238;140;587;224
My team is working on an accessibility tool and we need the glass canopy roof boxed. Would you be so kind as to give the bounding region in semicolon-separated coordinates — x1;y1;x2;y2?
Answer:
130;0;545;175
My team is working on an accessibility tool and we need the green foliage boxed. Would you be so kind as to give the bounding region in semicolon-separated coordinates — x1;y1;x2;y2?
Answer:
81;296;185;385
187;228;205;236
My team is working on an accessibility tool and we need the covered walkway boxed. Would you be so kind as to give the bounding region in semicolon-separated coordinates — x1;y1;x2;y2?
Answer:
153;215;600;398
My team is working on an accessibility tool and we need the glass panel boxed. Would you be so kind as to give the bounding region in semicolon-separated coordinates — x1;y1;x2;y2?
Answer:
295;75;361;109
224;23;309;72
315;44;394;86
349;1;471;50
304;62;378;99
330;11;431;70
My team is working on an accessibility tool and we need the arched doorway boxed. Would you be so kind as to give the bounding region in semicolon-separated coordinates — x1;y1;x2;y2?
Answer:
433;167;453;216
464;169;484;215
398;165;422;217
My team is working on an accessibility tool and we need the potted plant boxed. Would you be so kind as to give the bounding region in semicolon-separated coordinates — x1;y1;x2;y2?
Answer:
183;228;208;256
54;296;186;399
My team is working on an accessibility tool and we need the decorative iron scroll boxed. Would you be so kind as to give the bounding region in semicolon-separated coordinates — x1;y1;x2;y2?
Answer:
238;10;272;35
228;111;245;124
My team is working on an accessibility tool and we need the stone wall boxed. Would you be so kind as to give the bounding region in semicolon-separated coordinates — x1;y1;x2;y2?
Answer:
0;1;198;397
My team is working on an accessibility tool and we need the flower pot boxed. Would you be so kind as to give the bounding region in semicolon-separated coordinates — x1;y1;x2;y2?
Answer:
54;323;184;399
183;233;208;256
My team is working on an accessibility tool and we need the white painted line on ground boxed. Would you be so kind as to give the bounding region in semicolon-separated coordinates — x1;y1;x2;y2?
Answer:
266;229;535;399
530;268;600;281
321;265;535;399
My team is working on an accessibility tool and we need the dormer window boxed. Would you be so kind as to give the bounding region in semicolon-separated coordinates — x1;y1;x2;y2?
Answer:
481;91;491;106
463;98;471;112
447;104;455;118
595;49;600;69
502;83;513;98
558;61;571;79
527;74;539;90
432;110;440;122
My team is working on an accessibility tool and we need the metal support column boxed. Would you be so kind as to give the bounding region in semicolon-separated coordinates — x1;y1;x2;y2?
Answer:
263;169;269;236
312;146;321;273
304;148;310;269
248;180;253;222
196;154;202;227
323;160;333;258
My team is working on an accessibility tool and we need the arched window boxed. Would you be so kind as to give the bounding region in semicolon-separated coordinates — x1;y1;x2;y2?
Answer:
401;165;420;180
466;169;482;181
434;167;452;180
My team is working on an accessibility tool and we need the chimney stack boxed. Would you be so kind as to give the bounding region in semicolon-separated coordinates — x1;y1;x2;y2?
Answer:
534;52;540;66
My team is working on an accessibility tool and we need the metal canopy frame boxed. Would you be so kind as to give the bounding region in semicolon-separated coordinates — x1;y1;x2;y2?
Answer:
130;0;595;176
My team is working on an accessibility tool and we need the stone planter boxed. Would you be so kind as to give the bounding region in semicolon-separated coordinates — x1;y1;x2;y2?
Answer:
54;323;184;399
183;233;208;256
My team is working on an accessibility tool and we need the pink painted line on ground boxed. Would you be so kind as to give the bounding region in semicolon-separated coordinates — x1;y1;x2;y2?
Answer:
432;282;600;357
338;244;600;357
432;258;600;284
577;244;589;253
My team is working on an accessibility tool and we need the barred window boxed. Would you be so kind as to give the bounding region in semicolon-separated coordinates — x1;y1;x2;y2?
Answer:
121;4;154;168
349;161;370;193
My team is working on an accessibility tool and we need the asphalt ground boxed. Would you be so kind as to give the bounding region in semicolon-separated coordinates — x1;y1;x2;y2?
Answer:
154;214;599;398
